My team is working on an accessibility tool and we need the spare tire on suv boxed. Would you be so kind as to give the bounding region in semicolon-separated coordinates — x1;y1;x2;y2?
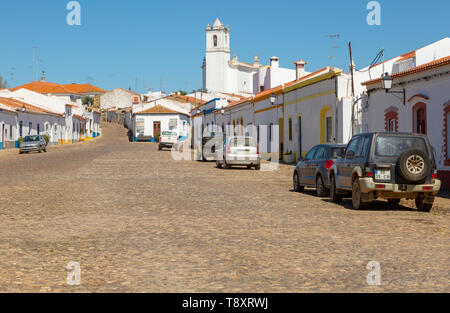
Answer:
397;148;430;183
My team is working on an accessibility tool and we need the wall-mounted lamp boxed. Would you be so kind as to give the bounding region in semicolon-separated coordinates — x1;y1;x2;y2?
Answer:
270;93;276;105
382;73;405;106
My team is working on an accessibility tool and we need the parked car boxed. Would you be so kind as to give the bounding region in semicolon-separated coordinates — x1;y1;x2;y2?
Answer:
216;136;261;170
200;132;222;161
328;132;441;212
158;131;178;150
293;144;346;196
19;135;47;154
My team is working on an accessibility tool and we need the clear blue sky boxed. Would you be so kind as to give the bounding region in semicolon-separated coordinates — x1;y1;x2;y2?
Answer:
0;0;448;93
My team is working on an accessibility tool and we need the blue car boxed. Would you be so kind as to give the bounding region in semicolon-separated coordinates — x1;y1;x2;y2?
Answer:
293;144;346;196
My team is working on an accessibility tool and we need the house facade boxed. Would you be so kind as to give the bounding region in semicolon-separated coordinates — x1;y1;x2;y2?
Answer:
132;105;190;142
362;56;450;188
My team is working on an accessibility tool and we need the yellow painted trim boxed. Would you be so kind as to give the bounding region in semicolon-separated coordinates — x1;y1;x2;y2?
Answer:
320;106;332;144
254;104;283;114
284;89;335;106
282;69;342;93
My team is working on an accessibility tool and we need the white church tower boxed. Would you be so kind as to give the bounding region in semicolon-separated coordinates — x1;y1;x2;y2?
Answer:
203;18;231;93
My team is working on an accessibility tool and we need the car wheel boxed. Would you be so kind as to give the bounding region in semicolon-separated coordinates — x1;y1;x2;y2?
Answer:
388;199;401;206
397;148;430;183
38;147;42;153
247;165;252;170
352;179;369;210
415;196;434;213
316;175;329;197
223;160;230;169
293;172;304;192
216;160;222;169
44;147;47;152
255;164;261;171
158;145;162;151
330;174;343;203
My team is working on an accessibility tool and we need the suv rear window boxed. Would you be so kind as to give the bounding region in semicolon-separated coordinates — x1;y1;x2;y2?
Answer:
231;138;256;147
162;131;176;136
375;136;428;157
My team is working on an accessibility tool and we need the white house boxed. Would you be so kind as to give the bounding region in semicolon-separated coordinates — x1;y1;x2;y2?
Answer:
213;66;352;162
132;104;190;142
0;102;18;149
100;87;142;110
352;37;450;134
361;56;450;189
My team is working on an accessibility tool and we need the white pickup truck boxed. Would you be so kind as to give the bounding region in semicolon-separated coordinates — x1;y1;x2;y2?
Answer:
158;131;178;150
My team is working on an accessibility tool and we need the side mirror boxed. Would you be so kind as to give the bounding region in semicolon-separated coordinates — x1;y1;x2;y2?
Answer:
346;150;355;160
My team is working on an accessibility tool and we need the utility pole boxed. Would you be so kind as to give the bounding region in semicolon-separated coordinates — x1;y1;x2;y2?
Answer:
348;42;356;136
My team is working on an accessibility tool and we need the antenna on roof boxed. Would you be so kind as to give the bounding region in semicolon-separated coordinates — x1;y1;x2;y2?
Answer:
324;34;340;68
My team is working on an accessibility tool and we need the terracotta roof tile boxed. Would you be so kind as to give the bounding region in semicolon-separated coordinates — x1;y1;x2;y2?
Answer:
0;97;62;117
362;55;450;86
135;104;188;116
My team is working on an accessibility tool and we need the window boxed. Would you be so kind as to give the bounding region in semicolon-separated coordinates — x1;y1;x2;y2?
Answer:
288;118;292;141
326;117;332;143
28;122;32;135
388;119;396;132
19;121;23;137
10;125;12;139
375;136;427;157
314;146;326;159
305;147;317;161
346;137;361;156
384;107;398;132
213;35;218;47
413;102;427;134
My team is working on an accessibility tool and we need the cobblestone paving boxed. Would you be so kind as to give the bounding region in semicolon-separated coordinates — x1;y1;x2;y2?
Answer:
0;123;449;292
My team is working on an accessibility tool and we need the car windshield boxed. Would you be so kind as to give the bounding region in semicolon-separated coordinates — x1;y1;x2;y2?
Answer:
230;137;256;147
24;135;39;142
331;148;345;159
162;131;176;136
375;136;428;157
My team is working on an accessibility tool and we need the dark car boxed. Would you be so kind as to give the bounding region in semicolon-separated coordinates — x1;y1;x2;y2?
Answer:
328;132;441;212
293;144;346;196
19;135;47;154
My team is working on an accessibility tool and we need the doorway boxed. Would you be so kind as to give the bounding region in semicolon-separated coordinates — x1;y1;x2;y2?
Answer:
1;124;4;149
298;116;302;159
279;118;284;161
153;121;161;140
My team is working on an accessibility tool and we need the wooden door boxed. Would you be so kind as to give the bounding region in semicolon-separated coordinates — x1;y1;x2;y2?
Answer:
153;121;161;139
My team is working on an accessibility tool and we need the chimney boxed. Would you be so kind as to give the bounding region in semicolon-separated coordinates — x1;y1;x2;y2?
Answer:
294;59;307;80
270;56;279;68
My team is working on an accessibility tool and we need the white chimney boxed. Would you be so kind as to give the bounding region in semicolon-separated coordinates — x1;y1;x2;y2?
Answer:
294;59;307;80
270;56;280;68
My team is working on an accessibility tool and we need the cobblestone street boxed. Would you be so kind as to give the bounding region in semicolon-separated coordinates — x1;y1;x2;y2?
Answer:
0;123;448;292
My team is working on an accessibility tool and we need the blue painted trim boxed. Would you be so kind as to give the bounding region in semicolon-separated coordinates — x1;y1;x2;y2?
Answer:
15;141;19;148
0;142;2;150
134;136;137;142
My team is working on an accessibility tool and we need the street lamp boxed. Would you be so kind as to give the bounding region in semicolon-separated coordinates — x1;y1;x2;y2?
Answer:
270;93;276;105
220;108;225;115
62;112;66;118
197;109;201;115
381;73;405;106
21;105;26;112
